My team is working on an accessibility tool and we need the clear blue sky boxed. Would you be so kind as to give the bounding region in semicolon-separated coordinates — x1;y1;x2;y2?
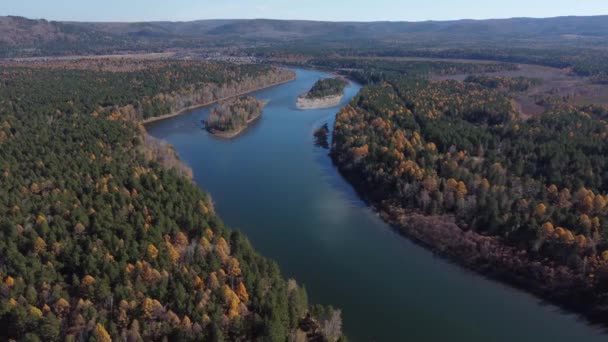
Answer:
1;0;607;22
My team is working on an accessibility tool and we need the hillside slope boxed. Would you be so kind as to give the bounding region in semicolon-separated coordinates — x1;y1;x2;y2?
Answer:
1;15;608;57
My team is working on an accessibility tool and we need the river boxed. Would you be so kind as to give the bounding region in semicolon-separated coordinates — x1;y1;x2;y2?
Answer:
146;68;608;341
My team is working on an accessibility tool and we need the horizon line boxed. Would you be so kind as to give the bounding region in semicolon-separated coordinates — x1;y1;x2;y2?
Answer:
3;13;608;24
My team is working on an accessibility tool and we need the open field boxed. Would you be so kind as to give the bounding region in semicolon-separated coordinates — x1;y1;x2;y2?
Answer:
427;58;608;117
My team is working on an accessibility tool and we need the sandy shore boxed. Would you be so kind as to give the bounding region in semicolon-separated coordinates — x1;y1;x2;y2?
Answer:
296;94;344;110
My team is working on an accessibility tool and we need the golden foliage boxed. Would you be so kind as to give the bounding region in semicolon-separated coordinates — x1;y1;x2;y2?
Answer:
228;296;240;319
166;310;181;326
54;298;70;316
30;305;43;317
94;323;112;342
181;315;193;331
594;194;606;212
35;215;46;224
198;200;209;215
199;236;211;253
143;297;163;320
351;144;369;159
535;203;547;217
5;276;14;287
193;276;205;290
175;231;189;248
542;222;555;235
456;181;468;197
81;275;96;287
204;228;214;240
575;235;587;248
165;240;180;265
236;282;249;302
227;258;242;278
147;244;159;259
216;237;230;262
208;272;220;290
34;237;47;254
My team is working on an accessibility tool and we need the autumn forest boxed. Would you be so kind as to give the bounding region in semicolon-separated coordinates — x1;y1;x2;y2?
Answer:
2;10;608;342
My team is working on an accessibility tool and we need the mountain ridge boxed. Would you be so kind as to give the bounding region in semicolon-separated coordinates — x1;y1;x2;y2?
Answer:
1;15;608;57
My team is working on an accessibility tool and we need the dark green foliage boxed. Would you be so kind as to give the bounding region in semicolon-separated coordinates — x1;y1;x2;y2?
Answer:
313;123;330;149
464;75;542;92
308;59;517;82
0;61;332;341
304;78;348;99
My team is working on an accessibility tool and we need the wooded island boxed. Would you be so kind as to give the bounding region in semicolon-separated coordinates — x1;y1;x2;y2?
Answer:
205;96;266;138
297;78;348;109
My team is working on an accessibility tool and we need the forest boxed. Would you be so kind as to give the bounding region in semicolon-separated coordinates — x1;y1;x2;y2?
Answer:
0;59;294;122
205;96;266;137
463;75;542;92
329;58;608;317
0;60;343;341
303;78;348;99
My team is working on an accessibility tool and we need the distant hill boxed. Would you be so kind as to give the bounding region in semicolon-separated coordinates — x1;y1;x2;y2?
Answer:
1;15;608;57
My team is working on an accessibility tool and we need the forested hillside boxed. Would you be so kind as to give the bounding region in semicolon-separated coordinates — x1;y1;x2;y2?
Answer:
0;60;342;341
330;59;608;319
3;15;608;80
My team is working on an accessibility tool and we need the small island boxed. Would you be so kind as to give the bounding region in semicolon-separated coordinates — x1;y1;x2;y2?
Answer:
297;77;348;110
204;96;266;138
313;123;330;149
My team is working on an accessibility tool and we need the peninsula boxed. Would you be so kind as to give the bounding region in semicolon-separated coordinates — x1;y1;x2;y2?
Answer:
204;96;266;138
297;77;348;109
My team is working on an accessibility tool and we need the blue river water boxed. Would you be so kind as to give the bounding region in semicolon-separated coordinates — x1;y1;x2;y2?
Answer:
146;68;608;341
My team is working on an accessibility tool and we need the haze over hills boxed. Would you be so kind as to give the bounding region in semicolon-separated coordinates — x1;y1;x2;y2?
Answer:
1;14;608;57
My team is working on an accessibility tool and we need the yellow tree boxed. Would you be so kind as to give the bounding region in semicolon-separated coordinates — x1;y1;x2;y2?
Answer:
594;194;606;213
227;258;242;279
174;231;189;248
147;244;159;259
236;282;249;302
5;276;14;288
34;237;47;254
81;275;96;287
54;298;70;317
446;178;458;193
534;203;547;217
456;181;468;198
94;323;112;342
541;222;555;236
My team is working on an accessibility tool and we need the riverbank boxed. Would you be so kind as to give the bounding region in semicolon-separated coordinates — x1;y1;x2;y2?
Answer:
146;68;608;341
296;94;344;109
330;153;608;329
142;76;295;124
